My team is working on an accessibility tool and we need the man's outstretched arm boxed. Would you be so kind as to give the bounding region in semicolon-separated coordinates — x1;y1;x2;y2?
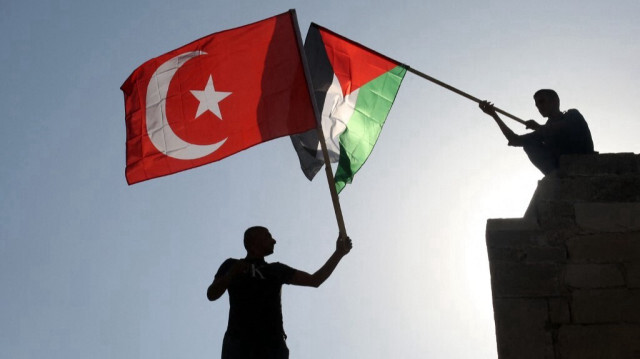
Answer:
479;101;525;146
289;235;352;288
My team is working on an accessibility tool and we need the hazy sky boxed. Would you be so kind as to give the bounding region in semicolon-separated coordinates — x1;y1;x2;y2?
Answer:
2;0;639;358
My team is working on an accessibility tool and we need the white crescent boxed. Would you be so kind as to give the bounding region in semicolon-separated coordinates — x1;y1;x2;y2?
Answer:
145;51;227;160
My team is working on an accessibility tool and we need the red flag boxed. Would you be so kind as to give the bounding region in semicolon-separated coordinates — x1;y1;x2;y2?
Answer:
121;12;315;184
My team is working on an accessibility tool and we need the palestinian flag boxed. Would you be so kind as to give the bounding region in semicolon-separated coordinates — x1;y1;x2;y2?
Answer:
291;24;406;193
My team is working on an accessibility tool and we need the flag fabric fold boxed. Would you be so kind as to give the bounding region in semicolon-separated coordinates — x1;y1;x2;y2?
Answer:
291;24;406;193
122;11;315;184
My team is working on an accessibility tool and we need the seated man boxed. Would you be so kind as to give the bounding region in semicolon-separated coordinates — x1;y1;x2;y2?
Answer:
480;89;594;175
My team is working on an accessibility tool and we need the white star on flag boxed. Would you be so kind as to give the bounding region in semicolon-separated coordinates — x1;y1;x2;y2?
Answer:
190;75;231;119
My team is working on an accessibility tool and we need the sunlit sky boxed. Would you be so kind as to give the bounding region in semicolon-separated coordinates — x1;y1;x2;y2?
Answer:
2;0;639;358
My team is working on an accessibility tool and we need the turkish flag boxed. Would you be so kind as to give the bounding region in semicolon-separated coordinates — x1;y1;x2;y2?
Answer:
121;11;316;185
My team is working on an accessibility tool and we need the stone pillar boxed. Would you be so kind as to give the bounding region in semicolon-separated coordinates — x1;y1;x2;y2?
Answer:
486;153;640;359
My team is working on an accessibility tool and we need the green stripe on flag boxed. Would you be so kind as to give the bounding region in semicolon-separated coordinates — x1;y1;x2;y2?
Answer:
335;65;406;193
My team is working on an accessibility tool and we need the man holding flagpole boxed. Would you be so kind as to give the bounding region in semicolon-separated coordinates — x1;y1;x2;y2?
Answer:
479;89;594;175
122;11;354;358
207;226;352;359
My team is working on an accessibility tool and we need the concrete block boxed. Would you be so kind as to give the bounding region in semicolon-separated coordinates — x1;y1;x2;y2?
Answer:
589;176;640;202
487;229;544;249
549;297;571;324
536;200;576;229
567;233;640;263
493;298;554;359
487;218;539;232
490;262;564;297
558;153;640;177
487;246;566;263
535;176;594;202
571;289;640;324
486;219;555;252
527;246;567;262
536;175;640;202
557;324;640;359
565;264;625;288
574;203;640;232
626;262;640;288
487;247;526;262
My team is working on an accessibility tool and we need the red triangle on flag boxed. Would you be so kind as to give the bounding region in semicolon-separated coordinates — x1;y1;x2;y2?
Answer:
318;27;399;97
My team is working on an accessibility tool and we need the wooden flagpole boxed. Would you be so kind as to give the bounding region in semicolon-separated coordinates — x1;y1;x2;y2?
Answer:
290;9;347;236
406;67;526;125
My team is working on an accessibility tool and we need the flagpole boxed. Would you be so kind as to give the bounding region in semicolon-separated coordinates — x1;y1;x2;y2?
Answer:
290;10;347;236
406;67;526;125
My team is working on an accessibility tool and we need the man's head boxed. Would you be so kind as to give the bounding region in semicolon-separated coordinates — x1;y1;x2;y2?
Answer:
533;89;561;118
244;226;276;258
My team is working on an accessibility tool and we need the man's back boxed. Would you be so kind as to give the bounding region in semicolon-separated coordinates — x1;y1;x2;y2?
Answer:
543;109;594;156
216;258;295;338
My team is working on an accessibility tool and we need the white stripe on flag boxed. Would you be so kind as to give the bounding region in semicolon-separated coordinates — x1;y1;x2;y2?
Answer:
317;74;360;162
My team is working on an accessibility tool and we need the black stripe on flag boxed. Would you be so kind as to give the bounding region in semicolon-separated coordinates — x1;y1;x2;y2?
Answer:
290;24;335;181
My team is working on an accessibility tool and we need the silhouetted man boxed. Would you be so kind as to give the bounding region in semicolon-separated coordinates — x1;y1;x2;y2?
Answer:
479;89;594;175
207;226;352;359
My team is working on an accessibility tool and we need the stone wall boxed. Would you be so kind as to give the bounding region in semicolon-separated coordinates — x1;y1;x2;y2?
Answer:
486;153;640;359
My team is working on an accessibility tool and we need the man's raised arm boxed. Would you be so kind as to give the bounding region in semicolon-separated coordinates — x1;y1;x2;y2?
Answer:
289;235;352;288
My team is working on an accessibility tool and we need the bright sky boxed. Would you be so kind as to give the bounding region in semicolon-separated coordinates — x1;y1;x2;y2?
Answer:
2;0;639;358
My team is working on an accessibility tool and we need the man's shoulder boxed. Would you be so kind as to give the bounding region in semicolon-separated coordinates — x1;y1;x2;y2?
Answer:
268;261;296;272
564;109;586;121
215;258;240;277
267;262;297;283
222;258;240;265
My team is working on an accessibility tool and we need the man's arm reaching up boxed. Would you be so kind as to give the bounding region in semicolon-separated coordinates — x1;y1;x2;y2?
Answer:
289;235;352;288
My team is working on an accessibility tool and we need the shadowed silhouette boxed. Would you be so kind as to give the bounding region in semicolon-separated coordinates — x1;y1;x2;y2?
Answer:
208;226;352;359
480;89;594;175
